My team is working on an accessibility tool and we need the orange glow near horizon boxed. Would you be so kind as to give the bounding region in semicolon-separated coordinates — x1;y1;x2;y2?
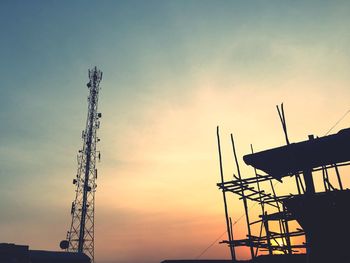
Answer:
2;2;350;263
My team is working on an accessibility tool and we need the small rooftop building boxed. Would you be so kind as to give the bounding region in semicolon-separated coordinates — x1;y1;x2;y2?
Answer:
0;243;90;263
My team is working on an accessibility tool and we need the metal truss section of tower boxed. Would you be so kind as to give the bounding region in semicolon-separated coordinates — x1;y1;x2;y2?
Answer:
66;67;102;262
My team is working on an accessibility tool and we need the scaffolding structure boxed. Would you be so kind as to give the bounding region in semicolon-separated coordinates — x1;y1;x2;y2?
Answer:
216;105;350;262
61;67;103;263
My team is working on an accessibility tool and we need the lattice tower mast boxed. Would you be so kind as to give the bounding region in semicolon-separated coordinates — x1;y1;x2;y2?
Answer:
66;67;102;262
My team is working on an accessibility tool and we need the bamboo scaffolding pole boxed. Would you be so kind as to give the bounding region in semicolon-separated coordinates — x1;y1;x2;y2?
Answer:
230;134;255;259
216;126;235;261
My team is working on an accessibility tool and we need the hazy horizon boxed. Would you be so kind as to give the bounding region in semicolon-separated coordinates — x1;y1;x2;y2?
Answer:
1;1;350;263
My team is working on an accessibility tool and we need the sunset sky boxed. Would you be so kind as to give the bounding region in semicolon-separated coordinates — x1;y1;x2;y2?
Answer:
1;1;350;263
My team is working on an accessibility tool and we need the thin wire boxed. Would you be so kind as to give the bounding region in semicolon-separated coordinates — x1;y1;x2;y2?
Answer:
196;180;280;259
195;231;227;259
197;109;350;258
325;109;350;135
195;201;261;259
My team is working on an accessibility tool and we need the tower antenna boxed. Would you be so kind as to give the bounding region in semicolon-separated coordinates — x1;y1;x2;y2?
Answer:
60;67;103;263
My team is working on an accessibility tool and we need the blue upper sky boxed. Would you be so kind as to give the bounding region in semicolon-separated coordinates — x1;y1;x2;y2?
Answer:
1;1;350;263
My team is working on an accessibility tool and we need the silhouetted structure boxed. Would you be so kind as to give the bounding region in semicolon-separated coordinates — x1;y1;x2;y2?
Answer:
0;243;90;263
162;255;306;263
61;67;103;263
217;105;350;262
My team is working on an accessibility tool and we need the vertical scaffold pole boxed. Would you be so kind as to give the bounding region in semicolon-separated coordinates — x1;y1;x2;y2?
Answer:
217;126;236;261
230;134;254;259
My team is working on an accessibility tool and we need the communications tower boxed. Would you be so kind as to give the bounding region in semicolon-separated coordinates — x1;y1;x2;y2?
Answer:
61;67;103;263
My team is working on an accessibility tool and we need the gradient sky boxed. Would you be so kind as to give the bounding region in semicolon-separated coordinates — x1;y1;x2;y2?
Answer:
1;1;350;263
